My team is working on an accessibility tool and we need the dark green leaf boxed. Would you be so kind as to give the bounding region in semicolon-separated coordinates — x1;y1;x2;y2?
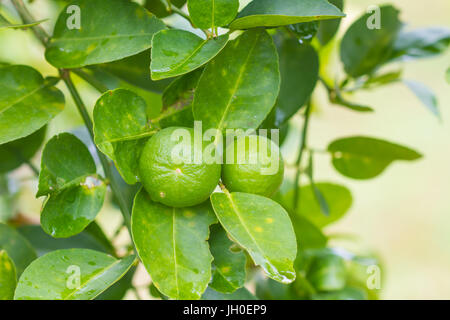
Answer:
340;5;403;77
14;249;135;300
93;89;157;184
132;189;217;300
201;286;257;300
45;0;166;68
151;30;228;80
328;136;422;179
96;267;135;300
404;80;440;118
188;0;239;29
389;27;450;62
209;224;246;293
0;65;64;145
0;126;46;174
230;0;345;30
17;225;111;257
317;0;344;45
286;21;319;43
145;0;187;18
0;250;16;300
211;192;297;284
0;223;37;277
273;40;318;126
193;29;280;131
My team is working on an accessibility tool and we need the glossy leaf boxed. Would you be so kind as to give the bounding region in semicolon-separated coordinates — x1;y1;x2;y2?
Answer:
0;250;16;300
328;136;422;179
0;65;64;145
188;0;239;29
132;189;217;300
45;0;166;68
145;0;187;18
389;27;450;62
14;249;135;300
96;267;135;300
18;225;110;257
151;30;228;80
274;40;318;126
211;192;297;284
404;80;440;118
89;50;172;93
229;0;345;30
193;29;280;131
287;183;352;228
0;223;37;277
37;133;98;196
209;224;246;293
37;133;106;238
201;286;257;300
317;0;344;46
0;126;46;174
93;89;157;184
0;14;47;29
340;5;403;77
287;21;319;43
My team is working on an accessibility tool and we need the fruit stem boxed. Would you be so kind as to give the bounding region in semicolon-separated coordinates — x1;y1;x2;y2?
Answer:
293;101;312;210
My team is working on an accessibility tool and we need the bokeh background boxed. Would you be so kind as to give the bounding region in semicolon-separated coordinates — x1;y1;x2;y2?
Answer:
1;0;449;299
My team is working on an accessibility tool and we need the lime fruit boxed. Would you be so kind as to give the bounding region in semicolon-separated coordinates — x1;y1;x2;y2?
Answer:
222;135;284;197
139;127;221;207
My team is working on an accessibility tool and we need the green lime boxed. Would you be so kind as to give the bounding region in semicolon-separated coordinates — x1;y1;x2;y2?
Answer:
222;135;284;197
139;127;221;207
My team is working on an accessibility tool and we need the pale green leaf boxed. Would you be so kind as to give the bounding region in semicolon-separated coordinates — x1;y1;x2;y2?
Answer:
151;30;228;80
211;192;297;284
193;29;280;131
0;14;47;29
0;65;64;145
14;249;135;300
404;80;440;118
0;250;17;300
132;189;217;300
229;0;345;30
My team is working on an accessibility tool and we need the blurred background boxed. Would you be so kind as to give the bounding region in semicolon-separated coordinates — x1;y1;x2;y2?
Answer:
1;0;449;299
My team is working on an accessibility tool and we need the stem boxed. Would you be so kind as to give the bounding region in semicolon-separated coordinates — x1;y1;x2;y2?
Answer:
293;102;312;210
10;1;136;252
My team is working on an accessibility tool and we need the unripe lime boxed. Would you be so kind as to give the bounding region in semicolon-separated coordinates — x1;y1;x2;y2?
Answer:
222;135;284;197
139;127;221;207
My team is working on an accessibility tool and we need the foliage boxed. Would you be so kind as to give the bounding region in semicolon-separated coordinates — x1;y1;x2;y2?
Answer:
0;0;448;300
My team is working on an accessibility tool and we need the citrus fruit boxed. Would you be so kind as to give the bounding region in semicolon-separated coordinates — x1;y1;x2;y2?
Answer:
222;135;284;197
139;127;221;207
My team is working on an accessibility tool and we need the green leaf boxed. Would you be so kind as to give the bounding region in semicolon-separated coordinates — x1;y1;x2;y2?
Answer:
0;223;37;277
312;287;367;300
255;276;296;300
317;0;344;46
211;191;297;284
145;0;187;18
132;189;217;300
0;250;16;300
151;30;228;80
273;40;318;127
290;183;352;228
209;224;246;293
340;5;403;77
17;225;111;257
188;0;239;29
446;67;450;84
404;80;440;118
37;133;98;197
37;133;106;238
286;21;319;43
96;267;135;300
389;27;450;62
0;13;47;29
306;251;346;291
0;126;46;174
14;249;135;300
291;216;327;250
229;0;345;30
193;29;280;131
94;89;157;184
201;286;257;300
45;0;166;68
89;50;172;93
0;65;64;145
328;136;422;179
